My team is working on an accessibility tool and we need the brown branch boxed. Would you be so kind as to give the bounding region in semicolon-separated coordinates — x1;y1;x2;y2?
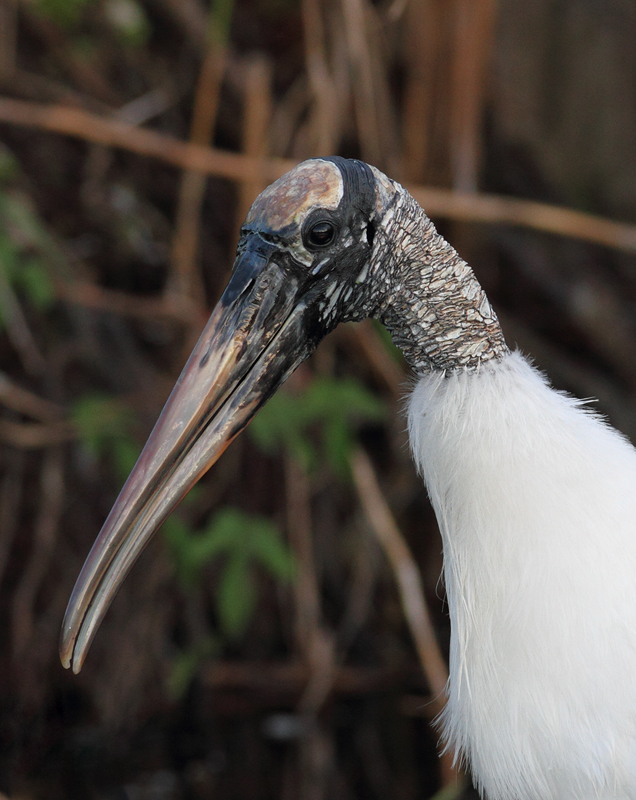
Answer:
351;449;448;705
0;449;25;589
0;371;65;420
341;0;382;167
2;98;636;253
59;280;207;326
341;320;404;395
0;96;295;182
301;0;340;156
402;0;442;183
0;0;17;80
449;0;498;192
168;41;226;303
285;451;337;800
408;184;636;254
0;254;46;375
0;419;76;448
351;448;459;787
201;659;417;694
12;447;64;659
237;54;273;229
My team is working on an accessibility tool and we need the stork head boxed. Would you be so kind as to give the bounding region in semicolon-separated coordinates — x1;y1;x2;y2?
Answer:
60;158;401;672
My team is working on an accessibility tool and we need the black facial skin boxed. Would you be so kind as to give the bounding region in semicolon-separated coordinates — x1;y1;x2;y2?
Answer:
228;157;380;346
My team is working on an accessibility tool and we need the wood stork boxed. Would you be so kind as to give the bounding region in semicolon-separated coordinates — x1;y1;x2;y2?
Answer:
61;158;636;800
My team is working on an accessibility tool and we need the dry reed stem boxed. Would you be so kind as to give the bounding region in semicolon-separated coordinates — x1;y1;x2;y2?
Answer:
0;371;65;420
449;0;498;192
402;0;438;183
11;447;64;659
0;451;25;589
285;453;321;649
0;0;17;79
285;452;336;800
237;55;273;229
2;99;636;252
169;42;226;303
350;449;448;704
21;10;120;107
201;659;416;693
301;0;340;156
351;448;460;787
341;0;382;167
153;0;208;53
60;280;206;325
0;256;46;375
343;320;404;394
0;419;76;448
0;98;295;185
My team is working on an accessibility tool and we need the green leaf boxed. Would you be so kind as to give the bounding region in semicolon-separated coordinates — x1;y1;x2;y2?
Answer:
17;259;55;310
163;508;250;588
217;552;254;638
111;437;141;481
0;147;19;184
166;635;219;699
71;395;135;457
250;376;385;477
33;0;95;28
250;391;317;469
247;520;295;582
104;0;151;47
161;508;293;641
0;234;19;281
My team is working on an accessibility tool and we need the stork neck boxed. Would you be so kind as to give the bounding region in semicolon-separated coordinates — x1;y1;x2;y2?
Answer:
377;192;509;373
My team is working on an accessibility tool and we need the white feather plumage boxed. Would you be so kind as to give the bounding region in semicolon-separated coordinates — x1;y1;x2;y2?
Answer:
408;351;636;800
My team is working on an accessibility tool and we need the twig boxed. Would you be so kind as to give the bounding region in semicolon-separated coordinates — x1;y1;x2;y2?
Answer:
0;0;17;80
351;449;447;704
152;0;209;54
3;98;636;253
201;659;418;693
60;280;207;326
284;453;325;671
0;96;295;181
351;448;458;787
0;449;25;589
402;0;441;183
342;320;404;395
341;0;382;166
407;184;636;254
284;454;334;727
301;0;340;156
285;452;337;800
237;54;273;228
0;419;76;448
0;257;46;375
12;447;64;660
449;0;498;192
168;38;227;303
0;371;65;420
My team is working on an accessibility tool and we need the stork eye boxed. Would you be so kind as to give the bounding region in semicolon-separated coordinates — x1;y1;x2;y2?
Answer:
306;221;336;249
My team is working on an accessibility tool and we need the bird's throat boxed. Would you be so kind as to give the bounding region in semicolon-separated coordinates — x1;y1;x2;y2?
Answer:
377;192;509;373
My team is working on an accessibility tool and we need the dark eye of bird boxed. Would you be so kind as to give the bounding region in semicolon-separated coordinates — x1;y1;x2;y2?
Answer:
306;220;336;249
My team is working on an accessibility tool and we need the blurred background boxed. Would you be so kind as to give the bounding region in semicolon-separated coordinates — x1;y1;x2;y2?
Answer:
1;0;636;797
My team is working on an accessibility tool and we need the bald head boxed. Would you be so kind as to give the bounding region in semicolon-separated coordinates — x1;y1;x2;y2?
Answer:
245;160;344;234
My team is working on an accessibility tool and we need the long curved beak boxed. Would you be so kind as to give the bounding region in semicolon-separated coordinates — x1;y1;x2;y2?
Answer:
61;237;322;673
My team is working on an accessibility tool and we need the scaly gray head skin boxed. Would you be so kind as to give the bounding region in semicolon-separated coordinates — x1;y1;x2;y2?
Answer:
60;157;508;673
